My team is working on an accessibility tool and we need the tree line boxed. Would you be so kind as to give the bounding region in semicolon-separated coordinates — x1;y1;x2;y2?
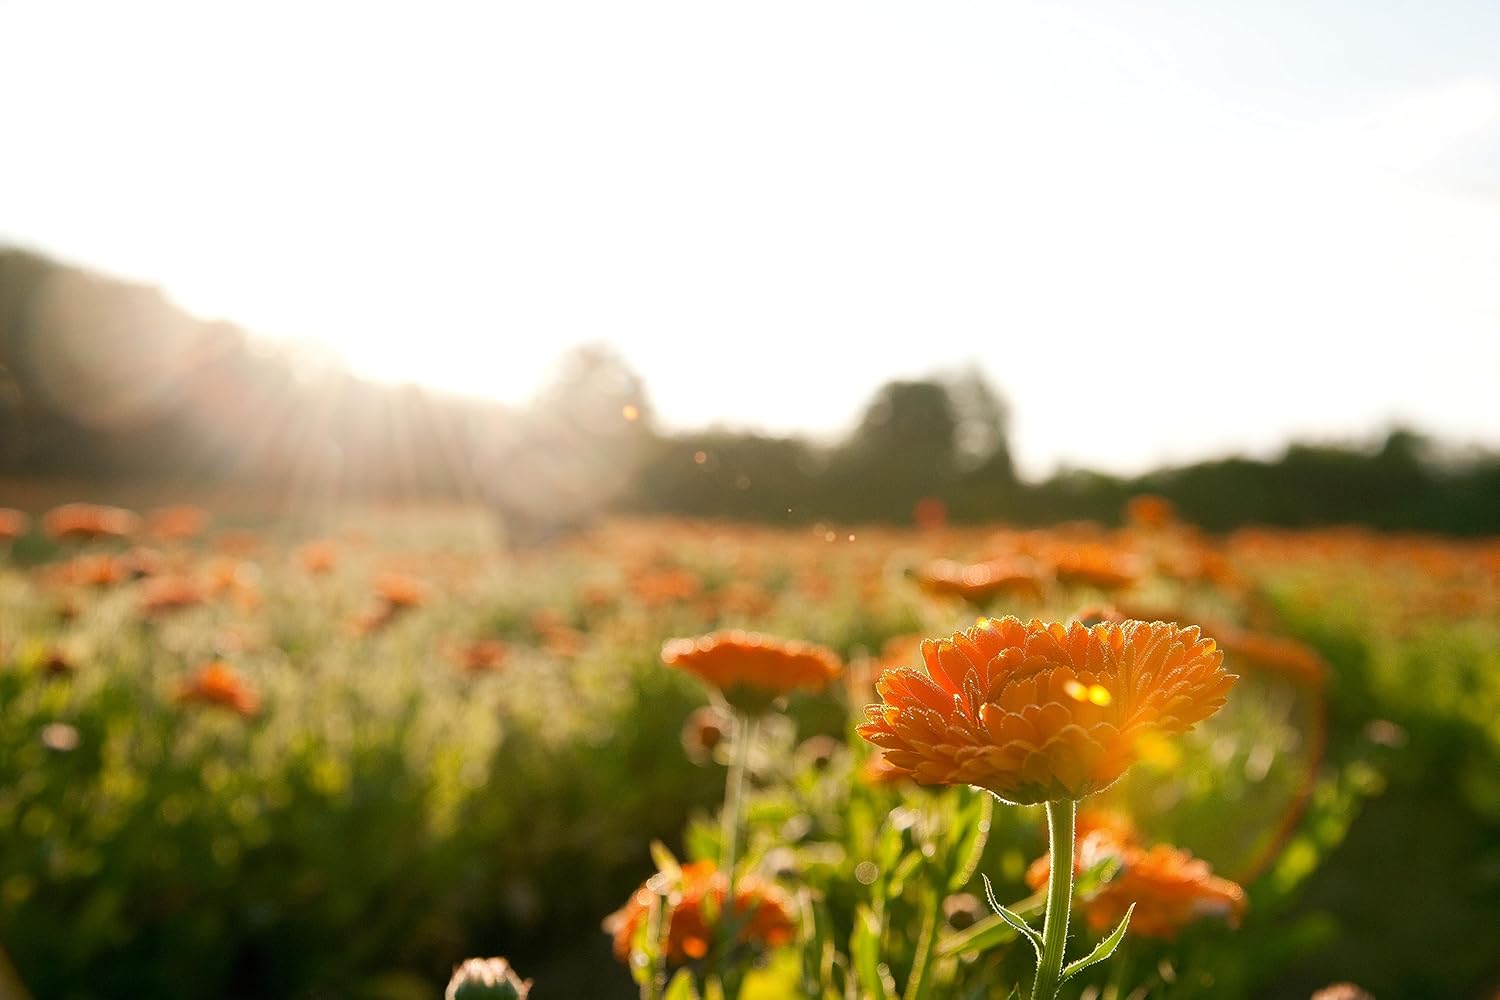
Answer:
3;246;1497;536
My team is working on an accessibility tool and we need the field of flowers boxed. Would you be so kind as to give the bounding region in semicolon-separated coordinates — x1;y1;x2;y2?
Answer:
1;501;1497;998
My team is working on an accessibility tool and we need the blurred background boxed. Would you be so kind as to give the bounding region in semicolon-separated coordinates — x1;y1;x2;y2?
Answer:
2;2;1499;999
2;0;1498;529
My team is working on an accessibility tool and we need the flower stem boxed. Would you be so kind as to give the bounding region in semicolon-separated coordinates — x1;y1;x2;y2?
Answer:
720;713;753;880
1030;799;1077;1000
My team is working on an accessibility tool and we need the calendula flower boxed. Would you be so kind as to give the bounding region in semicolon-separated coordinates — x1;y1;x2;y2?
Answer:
176;661;260;718
1217;627;1327;689
444;957;531;1000
1026;817;1246;939
0;508;29;543
857;616;1234;804
914;557;1047;605
604;860;795;966
297;539;338;574
147;504;210;542
1047;543;1144;591
139;576;205;617
662;629;842;715
42;502;139;541
1124;494;1177;530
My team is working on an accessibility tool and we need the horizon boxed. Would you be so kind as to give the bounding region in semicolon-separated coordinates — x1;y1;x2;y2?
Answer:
3;0;1499;478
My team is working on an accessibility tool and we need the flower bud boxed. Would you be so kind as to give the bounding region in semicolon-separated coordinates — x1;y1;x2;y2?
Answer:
444;957;531;1000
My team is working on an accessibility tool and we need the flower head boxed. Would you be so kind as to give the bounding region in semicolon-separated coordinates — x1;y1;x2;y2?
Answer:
913;557;1047;605
604;860;795;966
857;616;1234;804
662;630;841;715
0;508;29;543
42;503;139;541
176;661;260;718
444;957;531;1000
1026;815;1246;939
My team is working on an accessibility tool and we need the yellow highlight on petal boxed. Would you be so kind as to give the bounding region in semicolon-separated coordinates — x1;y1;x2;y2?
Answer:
1065;680;1113;705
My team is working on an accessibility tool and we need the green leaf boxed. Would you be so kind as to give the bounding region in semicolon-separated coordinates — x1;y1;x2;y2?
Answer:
1060;903;1134;984
664;970;699;1000
850;906;898;1000
650;839;682;878
947;793;994;892
982;875;1042;959
937;914;1017;958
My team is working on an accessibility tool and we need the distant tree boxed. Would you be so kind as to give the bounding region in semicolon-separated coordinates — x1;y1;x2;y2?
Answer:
478;344;651;546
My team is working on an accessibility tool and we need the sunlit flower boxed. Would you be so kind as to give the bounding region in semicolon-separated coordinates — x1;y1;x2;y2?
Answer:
1217;627;1327;689
176;661;260;718
857;616;1235;804
52;553;127;588
444;957;531;1000
147;504;210;541
0;507;29;542
456;638;509;674
914;557;1047;604
376;572;428;609
604;860;795;966
1048;543;1144;591
42;502;139;541
1026;819;1246;939
140;575;206;616
662;629;842;715
631;567;702;608
297;539;338;574
1125;494;1177;530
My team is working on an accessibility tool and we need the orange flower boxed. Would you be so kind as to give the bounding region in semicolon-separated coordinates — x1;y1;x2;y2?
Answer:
297;539;338;574
139;576;205;616
147;504;210;542
662;630;842;715
0;508;29;542
457;638;509;674
1026;818;1245;939
52;553;127;588
1217;627;1327;689
376;572;427;609
176;661;260;718
1048;543;1143;591
857;617;1234;804
914;557;1047;605
42;502;139;541
604;860;795;965
1125;494;1177;530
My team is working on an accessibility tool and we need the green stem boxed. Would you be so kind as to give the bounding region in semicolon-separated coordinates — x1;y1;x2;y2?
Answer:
1030;799;1077;1000
719;713;753;880
903;889;941;1000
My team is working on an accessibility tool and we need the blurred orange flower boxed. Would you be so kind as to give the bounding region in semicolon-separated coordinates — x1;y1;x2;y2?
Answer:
662;630;842;715
176;661;260;718
1048;543;1143;591
914;557;1047;605
0;508;29;542
456;638;509;674
42;502;139;541
857;616;1235;804
147;504;210;541
1217;627;1327;689
604;860;795;965
140;576;205;616
1026;814;1245;939
1125;494;1177;530
376;572;427;609
297;539;338;574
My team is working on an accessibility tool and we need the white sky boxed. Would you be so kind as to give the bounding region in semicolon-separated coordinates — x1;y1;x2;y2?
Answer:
2;0;1498;477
